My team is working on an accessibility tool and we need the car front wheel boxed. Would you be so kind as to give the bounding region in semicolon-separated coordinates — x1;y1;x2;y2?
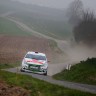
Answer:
20;68;25;72
44;71;47;76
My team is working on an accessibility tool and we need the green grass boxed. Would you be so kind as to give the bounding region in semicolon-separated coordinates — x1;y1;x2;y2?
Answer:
0;63;19;69
53;58;96;85
0;64;13;69
0;70;95;96
0;17;32;36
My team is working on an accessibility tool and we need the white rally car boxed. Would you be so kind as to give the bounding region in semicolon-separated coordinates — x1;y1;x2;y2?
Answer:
20;51;48;75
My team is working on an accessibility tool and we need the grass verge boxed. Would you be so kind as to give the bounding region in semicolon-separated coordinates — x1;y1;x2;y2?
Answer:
0;17;31;36
0;63;20;69
0;70;95;96
53;58;96;85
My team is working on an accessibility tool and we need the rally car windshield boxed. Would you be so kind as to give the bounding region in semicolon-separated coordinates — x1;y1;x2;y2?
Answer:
25;54;46;60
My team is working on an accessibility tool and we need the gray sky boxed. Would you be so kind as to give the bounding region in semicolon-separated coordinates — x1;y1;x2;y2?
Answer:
13;0;96;11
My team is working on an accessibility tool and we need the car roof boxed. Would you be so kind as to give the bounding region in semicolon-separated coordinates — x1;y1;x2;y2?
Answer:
27;51;46;56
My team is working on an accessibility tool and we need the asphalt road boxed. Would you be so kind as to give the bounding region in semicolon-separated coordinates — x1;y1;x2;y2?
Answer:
5;67;96;94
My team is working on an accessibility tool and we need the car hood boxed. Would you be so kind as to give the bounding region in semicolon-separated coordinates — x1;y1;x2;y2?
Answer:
25;58;46;65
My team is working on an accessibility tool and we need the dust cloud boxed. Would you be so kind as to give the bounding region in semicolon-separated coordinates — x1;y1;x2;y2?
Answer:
66;44;96;62
48;40;96;76
58;40;96;63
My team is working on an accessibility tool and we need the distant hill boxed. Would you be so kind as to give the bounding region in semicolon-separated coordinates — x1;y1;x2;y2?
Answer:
0;0;72;40
0;0;66;20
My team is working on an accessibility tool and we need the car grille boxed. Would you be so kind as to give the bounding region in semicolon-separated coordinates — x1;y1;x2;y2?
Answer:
28;64;41;71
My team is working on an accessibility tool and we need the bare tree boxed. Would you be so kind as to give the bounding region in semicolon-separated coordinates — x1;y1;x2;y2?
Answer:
66;0;83;26
82;10;95;22
73;10;96;46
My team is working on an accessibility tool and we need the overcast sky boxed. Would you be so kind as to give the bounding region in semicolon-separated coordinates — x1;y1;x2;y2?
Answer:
13;0;96;11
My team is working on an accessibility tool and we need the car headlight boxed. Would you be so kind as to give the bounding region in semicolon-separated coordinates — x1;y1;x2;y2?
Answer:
22;60;28;68
23;60;27;64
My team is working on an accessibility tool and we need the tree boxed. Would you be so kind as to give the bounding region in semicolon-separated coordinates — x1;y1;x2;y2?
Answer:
73;10;96;46
66;0;83;26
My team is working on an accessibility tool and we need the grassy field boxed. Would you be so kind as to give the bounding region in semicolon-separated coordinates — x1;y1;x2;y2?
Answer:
53;58;96;85
0;17;32;36
10;12;72;40
0;69;95;96
0;15;71;41
0;0;73;40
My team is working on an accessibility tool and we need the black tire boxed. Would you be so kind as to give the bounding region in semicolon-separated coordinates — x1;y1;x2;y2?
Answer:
20;68;25;72
44;71;47;76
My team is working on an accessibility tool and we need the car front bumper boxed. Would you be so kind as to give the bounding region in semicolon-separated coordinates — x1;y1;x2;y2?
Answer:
21;67;47;75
